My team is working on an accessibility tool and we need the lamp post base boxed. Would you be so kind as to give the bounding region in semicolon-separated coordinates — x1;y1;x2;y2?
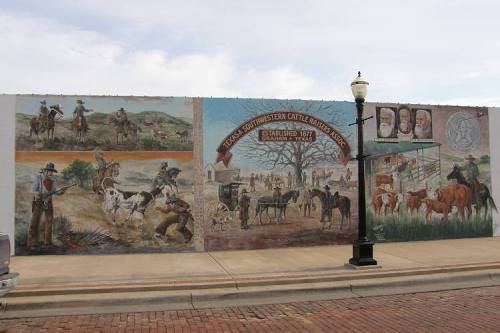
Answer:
349;239;377;266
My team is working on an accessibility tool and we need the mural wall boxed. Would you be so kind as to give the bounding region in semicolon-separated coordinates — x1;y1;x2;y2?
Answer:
202;98;358;250
11;94;498;255
364;103;494;242
15;96;195;255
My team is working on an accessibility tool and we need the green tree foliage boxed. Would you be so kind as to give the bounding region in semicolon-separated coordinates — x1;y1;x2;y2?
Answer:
61;160;94;189
480;155;490;164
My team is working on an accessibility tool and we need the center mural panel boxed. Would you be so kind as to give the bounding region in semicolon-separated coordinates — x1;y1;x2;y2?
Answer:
203;98;358;250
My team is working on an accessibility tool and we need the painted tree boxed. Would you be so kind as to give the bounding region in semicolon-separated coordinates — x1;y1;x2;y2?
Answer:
234;100;354;187
61;160;95;189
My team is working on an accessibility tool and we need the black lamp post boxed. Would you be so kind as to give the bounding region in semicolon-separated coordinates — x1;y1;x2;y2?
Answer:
349;71;378;266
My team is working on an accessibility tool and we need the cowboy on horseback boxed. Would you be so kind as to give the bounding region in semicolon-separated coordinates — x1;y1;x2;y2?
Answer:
73;99;92;130
114;107;129;128
321;185;334;223
38;100;49;129
462;154;480;203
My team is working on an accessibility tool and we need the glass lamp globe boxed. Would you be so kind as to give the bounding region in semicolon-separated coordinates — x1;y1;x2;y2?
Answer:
351;71;369;100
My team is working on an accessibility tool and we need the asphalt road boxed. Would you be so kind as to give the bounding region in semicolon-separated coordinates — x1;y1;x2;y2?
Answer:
2;286;500;332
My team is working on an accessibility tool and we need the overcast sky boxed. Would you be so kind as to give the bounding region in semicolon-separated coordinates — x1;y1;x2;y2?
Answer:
1;1;499;106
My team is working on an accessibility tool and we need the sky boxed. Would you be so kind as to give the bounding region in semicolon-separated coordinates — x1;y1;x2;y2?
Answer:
1;1;499;106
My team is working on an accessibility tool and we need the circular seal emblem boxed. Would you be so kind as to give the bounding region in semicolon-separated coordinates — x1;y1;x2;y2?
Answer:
446;112;480;153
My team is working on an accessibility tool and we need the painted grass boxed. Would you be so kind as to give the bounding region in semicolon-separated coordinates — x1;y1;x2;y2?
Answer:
367;210;493;242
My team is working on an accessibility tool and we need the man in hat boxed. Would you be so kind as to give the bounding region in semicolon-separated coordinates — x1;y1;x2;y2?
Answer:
73;99;92;130
114;107;129;127
249;173;256;192
321;185;334;223
28;163;67;247
462;154;479;184
239;189;251;230
155;193;193;242
302;187;313;217
38;100;49;127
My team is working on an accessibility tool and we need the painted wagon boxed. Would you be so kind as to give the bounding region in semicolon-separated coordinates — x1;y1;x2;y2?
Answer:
208;182;246;231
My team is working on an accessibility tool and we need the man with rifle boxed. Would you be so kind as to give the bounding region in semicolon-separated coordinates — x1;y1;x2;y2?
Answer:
27;163;75;248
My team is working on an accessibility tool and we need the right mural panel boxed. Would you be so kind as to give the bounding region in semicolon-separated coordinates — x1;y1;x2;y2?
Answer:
364;103;494;242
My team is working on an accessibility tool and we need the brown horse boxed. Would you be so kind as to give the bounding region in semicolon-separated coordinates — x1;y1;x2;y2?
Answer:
46;105;64;141
311;188;351;230
29;105;63;141
434;184;472;221
29;117;41;138
447;165;497;220
73;115;88;143
108;117;129;144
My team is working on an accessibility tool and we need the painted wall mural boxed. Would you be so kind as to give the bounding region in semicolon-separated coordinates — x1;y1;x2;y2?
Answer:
203;98;358;251
15;96;195;255
15;96;193;151
13;95;497;255
365;103;494;242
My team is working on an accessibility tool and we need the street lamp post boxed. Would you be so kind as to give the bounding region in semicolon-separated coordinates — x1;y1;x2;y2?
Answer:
349;71;378;266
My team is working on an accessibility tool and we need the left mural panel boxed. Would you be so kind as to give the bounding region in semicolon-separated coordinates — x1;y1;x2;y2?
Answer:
15;95;195;255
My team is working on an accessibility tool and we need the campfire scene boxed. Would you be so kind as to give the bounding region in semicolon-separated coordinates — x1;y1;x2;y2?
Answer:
203;98;358;251
364;103;495;242
15;95;193;151
15;151;194;255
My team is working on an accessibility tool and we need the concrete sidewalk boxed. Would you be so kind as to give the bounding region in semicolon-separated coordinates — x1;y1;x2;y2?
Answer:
3;237;500;318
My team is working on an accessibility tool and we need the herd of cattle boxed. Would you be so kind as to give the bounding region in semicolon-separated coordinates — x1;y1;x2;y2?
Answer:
372;184;488;223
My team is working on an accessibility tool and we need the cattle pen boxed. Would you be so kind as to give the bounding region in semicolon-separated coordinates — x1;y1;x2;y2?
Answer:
364;141;442;195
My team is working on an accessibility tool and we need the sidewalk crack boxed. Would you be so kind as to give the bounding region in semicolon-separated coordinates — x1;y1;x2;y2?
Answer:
207;252;239;290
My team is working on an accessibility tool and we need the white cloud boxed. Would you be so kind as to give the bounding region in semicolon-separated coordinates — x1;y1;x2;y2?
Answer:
1;1;500;106
0;13;333;99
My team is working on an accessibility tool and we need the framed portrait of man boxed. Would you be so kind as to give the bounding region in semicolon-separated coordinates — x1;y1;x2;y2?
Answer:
397;105;413;137
376;107;397;140
412;108;433;140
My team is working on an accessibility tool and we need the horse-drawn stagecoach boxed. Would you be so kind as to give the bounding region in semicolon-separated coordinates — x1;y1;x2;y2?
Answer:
209;182;245;230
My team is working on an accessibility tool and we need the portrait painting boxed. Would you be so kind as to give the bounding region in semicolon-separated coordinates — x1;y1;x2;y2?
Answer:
412;108;433;140
397;105;412;136
376;107;397;139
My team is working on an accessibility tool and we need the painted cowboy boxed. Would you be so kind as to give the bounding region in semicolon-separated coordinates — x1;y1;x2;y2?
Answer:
287;171;293;189
462;154;480;202
302;188;313;217
73;99;92;130
462;154;480;184
239;189;251;230
151;162;179;191
321;185;334;223
155;193;193;243
38;100;49;127
114;107;129;127
28;163;67;247
249;173;256;192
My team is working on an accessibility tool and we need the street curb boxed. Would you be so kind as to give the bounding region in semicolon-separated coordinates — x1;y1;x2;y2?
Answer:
8;261;500;297
2;266;500;319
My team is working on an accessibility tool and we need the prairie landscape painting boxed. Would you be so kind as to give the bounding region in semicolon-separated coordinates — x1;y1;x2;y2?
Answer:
15;151;195;255
203;98;358;251
15;95;193;151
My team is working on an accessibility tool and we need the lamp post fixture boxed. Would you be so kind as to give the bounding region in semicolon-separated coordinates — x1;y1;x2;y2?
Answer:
349;71;378;266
